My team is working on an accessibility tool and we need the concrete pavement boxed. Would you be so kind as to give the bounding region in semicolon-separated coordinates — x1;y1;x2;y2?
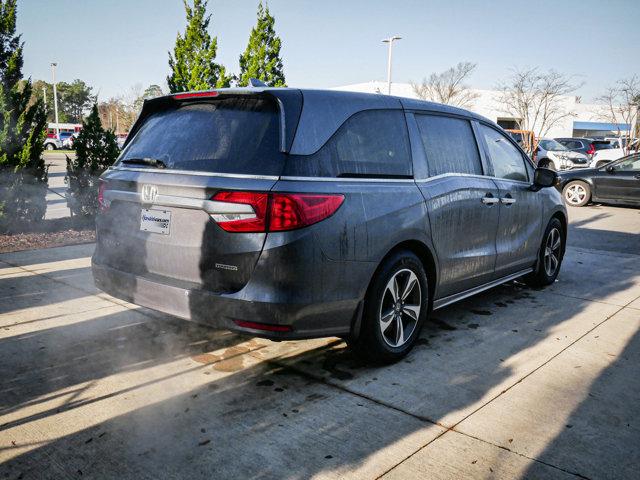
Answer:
0;205;638;479
43;151;73;220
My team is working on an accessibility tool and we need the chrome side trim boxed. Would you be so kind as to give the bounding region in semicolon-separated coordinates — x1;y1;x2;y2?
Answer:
279;176;415;183
108;166;279;181
103;190;254;215
415;172;531;187
432;268;533;310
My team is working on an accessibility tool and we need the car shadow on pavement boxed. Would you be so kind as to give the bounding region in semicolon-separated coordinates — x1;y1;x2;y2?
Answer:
521;324;640;479
1;248;638;479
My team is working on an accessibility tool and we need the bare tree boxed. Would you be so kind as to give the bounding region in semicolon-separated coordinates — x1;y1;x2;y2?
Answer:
596;76;639;152
496;68;581;142
411;62;479;108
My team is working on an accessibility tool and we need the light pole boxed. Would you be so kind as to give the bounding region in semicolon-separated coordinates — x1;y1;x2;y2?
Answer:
382;36;401;95
51;62;60;137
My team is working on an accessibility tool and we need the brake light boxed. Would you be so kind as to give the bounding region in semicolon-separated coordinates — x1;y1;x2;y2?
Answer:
587;144;595;155
211;191;344;233
98;180;109;212
173;91;219;100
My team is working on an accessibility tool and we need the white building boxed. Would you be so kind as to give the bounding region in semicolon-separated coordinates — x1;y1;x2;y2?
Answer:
333;81;632;139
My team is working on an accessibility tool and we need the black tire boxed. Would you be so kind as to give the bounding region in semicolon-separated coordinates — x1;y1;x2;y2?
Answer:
562;180;590;207
45;143;56;151
524;218;564;288
349;250;429;364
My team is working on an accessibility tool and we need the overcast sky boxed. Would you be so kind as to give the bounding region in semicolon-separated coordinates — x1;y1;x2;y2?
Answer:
18;0;640;101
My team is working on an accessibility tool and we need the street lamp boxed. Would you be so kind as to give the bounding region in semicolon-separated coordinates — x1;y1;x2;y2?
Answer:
382;36;401;95
51;62;60;137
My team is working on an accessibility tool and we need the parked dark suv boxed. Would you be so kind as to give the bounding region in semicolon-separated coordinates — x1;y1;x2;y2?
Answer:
92;88;566;362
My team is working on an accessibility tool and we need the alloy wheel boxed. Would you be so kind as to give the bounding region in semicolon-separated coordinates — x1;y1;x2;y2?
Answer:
544;227;562;277
565;184;587;205
379;268;421;348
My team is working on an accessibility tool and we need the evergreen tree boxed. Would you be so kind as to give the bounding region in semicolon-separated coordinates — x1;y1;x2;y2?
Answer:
237;1;286;87
65;104;119;217
167;0;231;92
0;0;47;231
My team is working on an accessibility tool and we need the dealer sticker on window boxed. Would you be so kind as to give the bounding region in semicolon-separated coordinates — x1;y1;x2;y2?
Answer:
140;208;171;235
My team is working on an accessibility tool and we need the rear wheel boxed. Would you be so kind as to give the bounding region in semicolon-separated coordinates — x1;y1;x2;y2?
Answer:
349;250;429;363
45;143;55;151
524;218;564;287
563;180;590;207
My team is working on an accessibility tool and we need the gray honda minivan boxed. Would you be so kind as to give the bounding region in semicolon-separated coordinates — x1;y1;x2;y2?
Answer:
92;88;566;363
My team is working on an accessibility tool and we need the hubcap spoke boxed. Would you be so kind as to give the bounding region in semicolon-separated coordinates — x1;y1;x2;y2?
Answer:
403;304;420;321
380;310;395;331
395;316;404;346
401;272;418;301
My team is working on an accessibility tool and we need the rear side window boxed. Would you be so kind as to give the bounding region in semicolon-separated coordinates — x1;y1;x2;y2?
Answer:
284;110;412;178
119;97;284;175
593;141;613;150
415;114;482;176
479;125;528;182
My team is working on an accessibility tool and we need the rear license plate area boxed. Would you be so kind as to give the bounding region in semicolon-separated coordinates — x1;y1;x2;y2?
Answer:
140;208;171;235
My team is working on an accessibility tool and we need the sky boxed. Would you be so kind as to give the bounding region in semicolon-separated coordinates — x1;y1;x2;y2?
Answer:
18;0;640;102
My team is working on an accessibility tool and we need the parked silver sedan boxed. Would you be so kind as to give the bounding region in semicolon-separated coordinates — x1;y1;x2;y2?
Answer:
536;139;589;171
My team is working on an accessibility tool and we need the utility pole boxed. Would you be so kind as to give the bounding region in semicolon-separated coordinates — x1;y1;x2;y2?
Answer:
51;62;60;137
381;36;402;95
42;87;47;110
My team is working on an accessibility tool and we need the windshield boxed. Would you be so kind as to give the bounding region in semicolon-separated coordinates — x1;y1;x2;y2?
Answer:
539;139;567;151
119;97;285;175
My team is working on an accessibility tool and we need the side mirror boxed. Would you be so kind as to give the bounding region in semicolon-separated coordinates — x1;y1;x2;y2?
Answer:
606;165;615;173
532;167;557;191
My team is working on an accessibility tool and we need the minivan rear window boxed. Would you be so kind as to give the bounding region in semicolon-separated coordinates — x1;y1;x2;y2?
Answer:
119;97;284;175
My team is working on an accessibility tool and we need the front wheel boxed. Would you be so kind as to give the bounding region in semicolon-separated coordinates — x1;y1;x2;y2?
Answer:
349;250;429;363
45;143;56;151
563;180;590;207
524;218;564;288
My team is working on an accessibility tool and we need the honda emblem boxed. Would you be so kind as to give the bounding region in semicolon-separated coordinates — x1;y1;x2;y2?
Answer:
141;184;158;203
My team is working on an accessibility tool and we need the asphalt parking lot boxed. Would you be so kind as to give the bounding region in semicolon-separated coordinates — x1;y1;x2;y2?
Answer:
1;205;639;479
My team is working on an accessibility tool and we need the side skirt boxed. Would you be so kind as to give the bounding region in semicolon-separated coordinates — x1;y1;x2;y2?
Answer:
433;268;534;310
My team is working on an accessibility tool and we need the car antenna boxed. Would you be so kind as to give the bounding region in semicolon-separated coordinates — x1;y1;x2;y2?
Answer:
248;78;268;88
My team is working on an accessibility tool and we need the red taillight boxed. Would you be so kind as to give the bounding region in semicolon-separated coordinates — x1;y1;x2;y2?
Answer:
269;193;345;231
211;191;344;233
587;144;595;155
233;320;292;332
211;191;269;232
98;180;109;212
173;91;219;100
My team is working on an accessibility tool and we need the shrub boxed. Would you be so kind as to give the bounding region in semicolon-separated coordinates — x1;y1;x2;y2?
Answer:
65;104;119;217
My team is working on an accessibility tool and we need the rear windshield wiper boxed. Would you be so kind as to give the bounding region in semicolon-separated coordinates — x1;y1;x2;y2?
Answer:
121;158;167;169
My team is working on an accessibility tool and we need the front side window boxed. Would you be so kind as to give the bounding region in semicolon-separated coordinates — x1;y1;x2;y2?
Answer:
613;154;640;171
480;125;528;182
415;114;482;176
284;110;412;177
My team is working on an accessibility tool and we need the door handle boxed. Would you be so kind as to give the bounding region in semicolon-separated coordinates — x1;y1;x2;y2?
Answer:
500;194;516;205
481;193;499;205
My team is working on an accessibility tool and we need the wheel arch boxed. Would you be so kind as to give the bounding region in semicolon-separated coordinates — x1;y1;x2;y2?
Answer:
375;239;437;309
350;239;438;341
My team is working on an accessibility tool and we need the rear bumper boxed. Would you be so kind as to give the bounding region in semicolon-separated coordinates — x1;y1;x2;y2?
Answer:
92;261;360;340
